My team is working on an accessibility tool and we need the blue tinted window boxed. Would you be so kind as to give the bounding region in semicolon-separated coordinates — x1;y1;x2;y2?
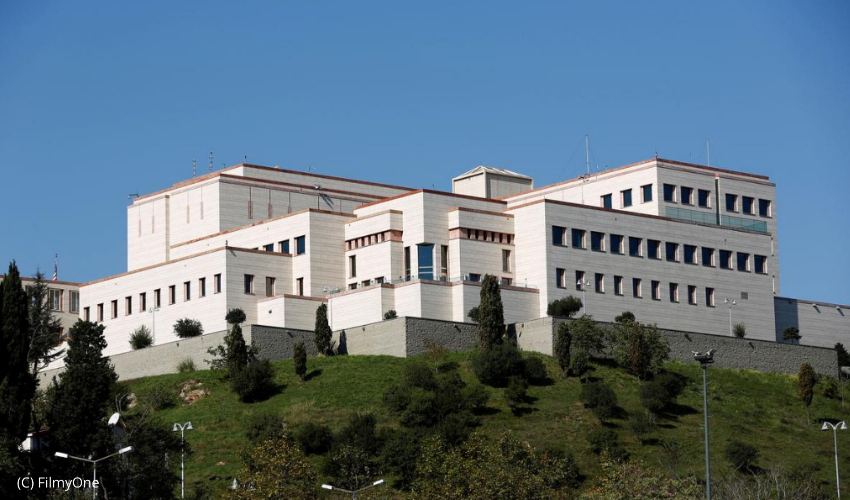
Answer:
698;189;711;207
296;236;306;255
742;196;754;214
642;184;653;202
648;240;661;259
702;247;714;267
591;232;605;251
552;226;566;246
665;242;679;262
663;184;676;202
601;194;612;209
725;194;737;212
629;237;642;257
418;244;434;280
264;243;274;252
755;255;767;274
610;234;623;254
571;229;585;249
737;252;750;272
758;199;771;217
621;189;632;207
280;240;290;253
720;250;732;269
681;187;693;205
684;245;697;264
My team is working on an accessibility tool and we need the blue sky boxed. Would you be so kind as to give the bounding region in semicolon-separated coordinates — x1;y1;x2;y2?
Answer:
1;1;848;304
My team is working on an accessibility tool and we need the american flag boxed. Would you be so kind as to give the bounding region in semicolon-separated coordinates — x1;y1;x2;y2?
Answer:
53;253;58;281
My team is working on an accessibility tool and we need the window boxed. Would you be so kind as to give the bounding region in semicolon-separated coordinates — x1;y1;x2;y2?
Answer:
698;189;711;208
501;277;512;286
69;291;79;313
610;234;624;254
614;276;623;296
469;274;481;282
755;255;767;274
168;285;176;305
571;229;586;249
244;274;254;294
279;240;290;253
441;245;448;277
652;280;660;300
184;281;191;301
263;243;275;252
418;244;435;280
742;196;754;214
720;250;732;269
737;253;750;272
688;285;697;305
404;247;411;280
214;274;221;294
140;292;147;312
725;194;738;212
628;237;642;257
552;226;567;246
758;199;771;217
125;296;132;316
348;283;357;291
665;242;679;262
48;289;62;311
502;250;511;272
375;277;385;284
680;186;693;205
648;240;661;260
641;184;653;203
154;289;161;308
595;273;604;293
591;231;605;252
349;255;357;278
702;247;715;267
97;303;104;322
199;278;206;298
706;287;715;307
621;189;633;208
266;277;276;297
296;278;304;296
84;307;90;322
669;283;679;303
556;268;566;289
576;271;586;291
632;278;642;298
295;236;306;255
601;194;613;209
111;300;118;319
684;245;697;264
663;184;676;202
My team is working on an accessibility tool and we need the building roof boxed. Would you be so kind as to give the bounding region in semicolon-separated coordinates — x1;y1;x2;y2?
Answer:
452;165;533;182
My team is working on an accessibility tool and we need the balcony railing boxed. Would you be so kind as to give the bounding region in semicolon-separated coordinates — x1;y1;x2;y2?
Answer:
664;206;767;232
329;275;538;293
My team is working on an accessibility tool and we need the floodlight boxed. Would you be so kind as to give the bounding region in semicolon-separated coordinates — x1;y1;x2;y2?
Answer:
322;484;333;490
55;452;68;459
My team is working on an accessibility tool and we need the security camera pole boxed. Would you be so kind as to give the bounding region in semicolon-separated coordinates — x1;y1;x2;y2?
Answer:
173;422;194;499
693;349;716;500
322;479;385;499
54;446;134;499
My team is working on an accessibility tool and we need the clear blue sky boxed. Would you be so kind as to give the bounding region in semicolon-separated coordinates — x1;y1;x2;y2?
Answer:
1;1;848;304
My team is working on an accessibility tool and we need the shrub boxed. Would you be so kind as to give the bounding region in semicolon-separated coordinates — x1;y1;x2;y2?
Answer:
639;382;669;414
587;429;628;460
424;340;449;374
822;376;839;399
232;360;276;403
799;362;816;424
383;309;398;320
725;441;760;472
783;326;801;342
554;322;571;378
220;432;316;499
505;376;529;411
580;459;700;500
129;325;153;350
472;341;525;387
570;349;589;379
335;413;380;455
628;411;655;445
733;322;746;338
174;318;203;338
245;413;285;443
614;311;635;324
580;382;618;421
293;341;307;380
379;428;422;489
522;356;548;384
294;422;333;455
467;306;480;323
138;380;177;411
655;372;686;399
837;343;850;368
547;296;582;318
610;321;670;379
225;308;247;325
176;358;196;373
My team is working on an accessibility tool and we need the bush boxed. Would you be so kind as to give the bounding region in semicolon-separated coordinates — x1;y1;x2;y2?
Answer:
505;376;528;411
174;318;203;338
472;341;525;387
138;380;177;411
628;412;655;445
610;321;670;379
547;296;582;318
294;422;333;455
231;360;276;402
522;356;548;384
614;311;635;324
293;341;307;380
129;325;153;350
335;413;380;455
837;343;850;368
725;441;760;472
570;349;589;379
383;309;398;320
379;428;422;489
176;358;196;373
226;308;247;325
822;376;839;399
733;322;746;338
554;322;571;378
245;413;284;443
587;428;628;461
580;382;618;421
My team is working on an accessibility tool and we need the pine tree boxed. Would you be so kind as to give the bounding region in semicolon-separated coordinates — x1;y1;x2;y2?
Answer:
0;261;34;451
26;272;64;433
798;362;816;425
477;275;505;351
315;304;333;356
294;341;307;381
554;322;571;378
226;309;250;375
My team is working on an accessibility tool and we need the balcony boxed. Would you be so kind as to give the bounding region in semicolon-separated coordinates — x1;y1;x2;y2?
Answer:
664;206;767;232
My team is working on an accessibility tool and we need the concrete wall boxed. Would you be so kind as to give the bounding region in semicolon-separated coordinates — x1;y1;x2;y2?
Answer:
247;324;317;361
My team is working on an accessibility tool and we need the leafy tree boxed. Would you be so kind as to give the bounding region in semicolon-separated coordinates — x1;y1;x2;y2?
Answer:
293;341;307;380
129;325;154;350
0;261;33;451
207;309;251;376
383;309;398;320
173;318;203;338
610;320;670;379
822;376;839;399
505;376;529;413
380;427;422;489
640;373;686;415
232;359;276;402
628;411;655;445
547;296;583;318
246;413;285;444
580;382;618;422
614;311;635;324
324;413;382;490
579;458;702;500
424;339;449;374
587;429;627;459
724;440;760;472
314;303;333;356
798;362;816;424
293;422;333;455
836;343;850;368
221;432;318;500
522;356;548;383
471;340;525;387
733;322;746;338
113;416;186;499
783;326;801;342
554;322;571;378
467;305;480;323
477;275;505;350
569;315;603;379
26;270;64;377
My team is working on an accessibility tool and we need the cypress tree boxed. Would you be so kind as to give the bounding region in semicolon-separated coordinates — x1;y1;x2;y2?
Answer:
0;261;34;450
798;362;816;425
225;308;249;375
477;275;505;350
294;341;307;380
315;303;333;356
554;322;571;378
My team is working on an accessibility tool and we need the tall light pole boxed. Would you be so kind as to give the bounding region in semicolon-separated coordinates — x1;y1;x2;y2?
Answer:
577;279;590;314
723;298;736;336
173;422;193;499
55;446;134;499
694;349;716;500
149;307;160;344
822;421;847;499
322;479;385;499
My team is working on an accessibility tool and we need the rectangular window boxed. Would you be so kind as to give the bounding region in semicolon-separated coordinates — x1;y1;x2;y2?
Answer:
125;296;132;316
184;281;191;301
552;226;567;246
628;237;642;257
295;236;306;255
441;245;449;277
199;278;206;298
84;307;90;322
758;199;771;217
97;303;104;322
669;283;679;303
214;274;222;294
348;283;357;291
663;184;676;202
665;242;679;262
168;285;176;305
688;285;697;305
418;244;435;280
154;289;161;308
502;249;511;272
111;300;118;319
720;250;733;269
501;277;512;286
601;194;613;209
648;239;661;260
263;243;274;252
706;287;715;307
641;184;653;203
48;289;62;311
296;277;304;296
404;247;411;280
576;271;586;291
610;234;624;254
70;291;79;313
681;186;693;205
755;255;767;274
595;273;604;293
140;292;147;312
632;278;642;298
684;244;697;264
244;274;254;294
614;276;623;296
725;194;738;212
556;268;566;289
621;189;633;208
742;196;754;215
469;274;481;282
362;279;371;288
279;240;290;253
349;255;357;278
266;277;276;297
652;280;660;300
702;247;715;267
737;252;750;272
571;229;586;249
591;231;605;252
698;189;711;208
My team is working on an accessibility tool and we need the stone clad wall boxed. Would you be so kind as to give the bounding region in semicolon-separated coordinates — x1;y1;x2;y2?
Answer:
247;324;317;361
404;317;478;356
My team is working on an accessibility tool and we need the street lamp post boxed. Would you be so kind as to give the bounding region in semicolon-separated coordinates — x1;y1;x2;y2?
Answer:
693;349;716;500
822;421;847;499
577;279;590;314
173;422;193;499
55;446;134;499
723;298;737;336
322;479;385;499
149;307;160;344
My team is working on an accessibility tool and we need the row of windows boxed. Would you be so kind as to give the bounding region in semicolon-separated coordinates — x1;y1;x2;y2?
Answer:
600;184;653;209
662;183;772;218
346;231;394;251
86;275;223;322
459;228;514;245
551;226;768;274
24;287;80;314
259;235;306;255
725;194;772;217
243;274;304;297
557;268;719;306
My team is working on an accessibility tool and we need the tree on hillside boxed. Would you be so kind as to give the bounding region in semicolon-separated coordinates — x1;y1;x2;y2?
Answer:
547;296;583;318
294;342;307;381
208;309;251;376
610;320;670;379
569;315;604;380
477;275;505;350
554;322;571;378
0;261;34;452
314;304;333;356
221;432;318;500
798;362;816;425
614;311;635;324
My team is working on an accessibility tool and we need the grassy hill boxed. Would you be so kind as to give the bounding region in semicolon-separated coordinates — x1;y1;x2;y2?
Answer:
123;350;850;496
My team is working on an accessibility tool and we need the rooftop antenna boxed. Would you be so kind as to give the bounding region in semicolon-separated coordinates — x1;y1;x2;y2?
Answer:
585;134;590;175
209;151;213;172
308;165;313;173
244;155;247;164
192;158;196;178
706;139;711;166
